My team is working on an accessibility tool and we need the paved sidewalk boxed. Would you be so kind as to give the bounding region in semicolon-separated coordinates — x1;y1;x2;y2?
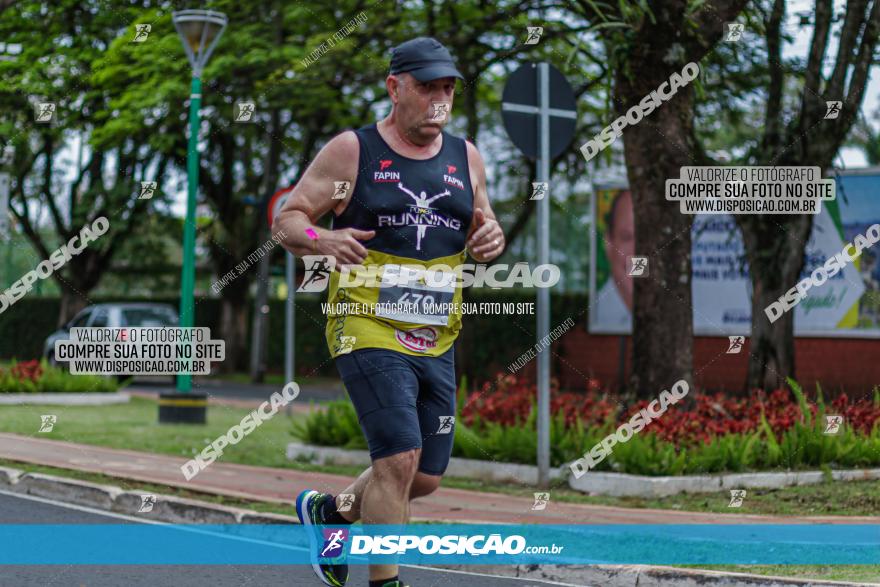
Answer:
0;433;875;525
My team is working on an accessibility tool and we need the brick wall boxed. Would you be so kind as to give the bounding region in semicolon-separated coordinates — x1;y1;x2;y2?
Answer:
527;324;880;396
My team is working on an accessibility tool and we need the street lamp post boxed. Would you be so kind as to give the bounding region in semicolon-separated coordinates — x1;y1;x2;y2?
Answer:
158;10;227;425
172;9;227;395
1;146;14;286
1;44;20;283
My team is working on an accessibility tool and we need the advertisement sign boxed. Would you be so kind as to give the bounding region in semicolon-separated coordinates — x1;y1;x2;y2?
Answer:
590;169;880;337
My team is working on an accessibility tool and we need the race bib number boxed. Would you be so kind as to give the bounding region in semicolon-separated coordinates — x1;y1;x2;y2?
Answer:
375;264;455;325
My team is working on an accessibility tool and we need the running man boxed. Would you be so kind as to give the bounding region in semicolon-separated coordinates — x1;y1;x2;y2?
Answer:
273;37;505;587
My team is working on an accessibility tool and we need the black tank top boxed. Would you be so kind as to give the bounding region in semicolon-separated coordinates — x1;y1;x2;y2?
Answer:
332;123;474;261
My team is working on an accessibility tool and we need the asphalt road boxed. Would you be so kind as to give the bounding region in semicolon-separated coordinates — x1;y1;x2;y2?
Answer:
0;492;587;587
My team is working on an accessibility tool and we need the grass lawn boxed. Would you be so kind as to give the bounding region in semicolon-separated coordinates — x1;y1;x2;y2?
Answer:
0;396;303;469
1;396;880;516
437;474;880;516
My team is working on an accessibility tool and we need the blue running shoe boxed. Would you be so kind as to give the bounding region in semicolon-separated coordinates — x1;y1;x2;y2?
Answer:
296;490;349;586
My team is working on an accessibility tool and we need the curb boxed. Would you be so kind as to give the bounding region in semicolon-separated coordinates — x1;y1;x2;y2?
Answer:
0;465;874;587
0;392;131;405
568;467;880;497
287;442;880;496
432;564;878;587
0;465;297;525
287;442;566;484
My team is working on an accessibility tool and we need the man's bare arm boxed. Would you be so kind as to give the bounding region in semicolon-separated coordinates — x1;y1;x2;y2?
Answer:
271;131;374;264
465;140;505;262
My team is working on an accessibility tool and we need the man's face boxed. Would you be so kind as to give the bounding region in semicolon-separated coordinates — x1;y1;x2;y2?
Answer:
388;72;456;143
603;191;635;311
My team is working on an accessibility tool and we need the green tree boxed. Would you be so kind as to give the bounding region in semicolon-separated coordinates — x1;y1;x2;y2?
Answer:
570;0;749;397
0;0;171;325
722;0;879;390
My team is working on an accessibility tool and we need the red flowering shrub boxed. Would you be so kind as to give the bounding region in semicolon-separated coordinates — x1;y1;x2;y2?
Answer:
4;360;43;383
462;373;880;446
1;359;117;394
461;373;619;429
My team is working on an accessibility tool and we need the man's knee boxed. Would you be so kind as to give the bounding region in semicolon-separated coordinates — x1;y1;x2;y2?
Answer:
373;449;421;489
410;472;441;499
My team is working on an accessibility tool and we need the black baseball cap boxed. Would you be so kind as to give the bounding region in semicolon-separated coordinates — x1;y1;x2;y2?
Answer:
390;37;464;82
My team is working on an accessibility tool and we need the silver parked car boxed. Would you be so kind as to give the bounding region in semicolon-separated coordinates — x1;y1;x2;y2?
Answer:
43;303;179;366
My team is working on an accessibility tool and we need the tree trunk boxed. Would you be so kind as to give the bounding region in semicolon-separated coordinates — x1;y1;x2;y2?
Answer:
58;286;87;327
618;72;695;398
737;214;812;390
55;251;102;327
217;282;250;373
